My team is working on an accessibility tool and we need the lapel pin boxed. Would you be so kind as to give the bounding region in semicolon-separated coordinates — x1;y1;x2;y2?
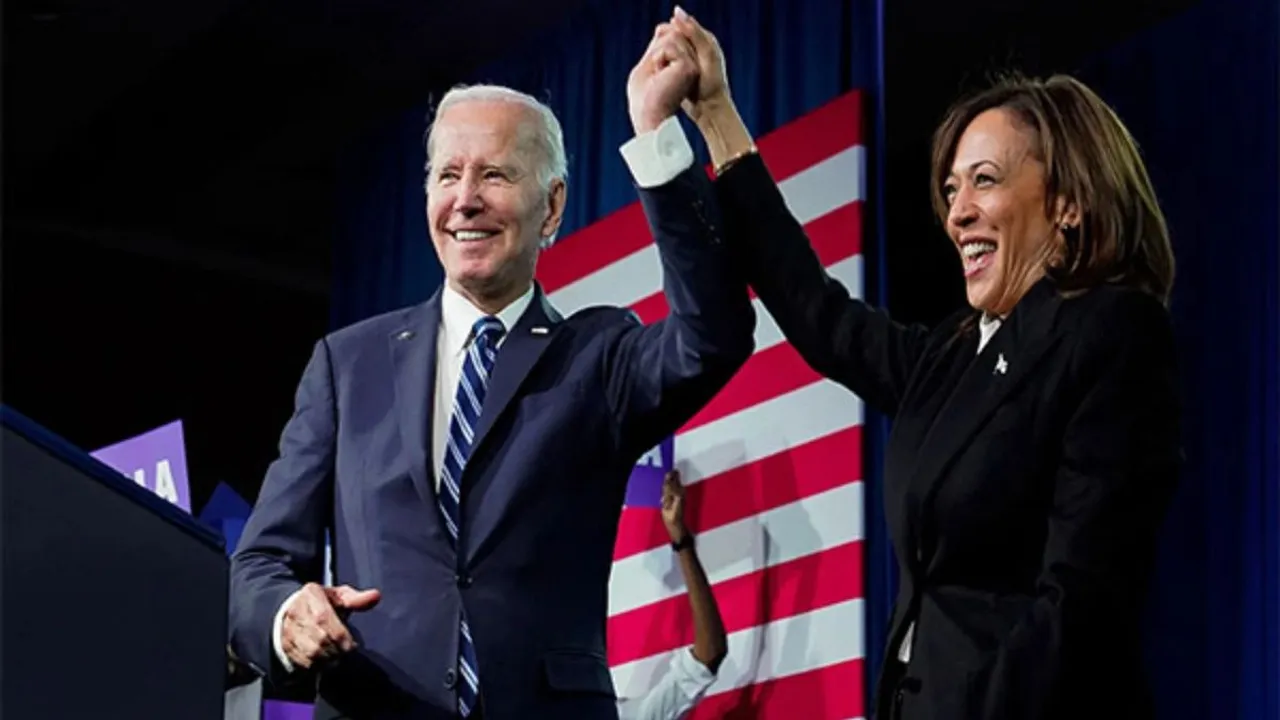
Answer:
395;330;414;341
994;353;1009;375
531;327;549;335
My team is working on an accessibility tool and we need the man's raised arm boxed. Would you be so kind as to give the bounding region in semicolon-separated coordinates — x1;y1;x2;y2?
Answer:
604;22;755;455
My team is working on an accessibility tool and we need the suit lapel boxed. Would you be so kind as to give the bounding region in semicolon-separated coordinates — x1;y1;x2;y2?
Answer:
389;292;444;513
908;279;1066;532
469;286;563;455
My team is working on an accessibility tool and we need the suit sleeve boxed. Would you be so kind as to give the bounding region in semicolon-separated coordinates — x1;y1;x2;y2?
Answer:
974;292;1181;718
228;338;336;682
714;153;929;417
604;162;756;457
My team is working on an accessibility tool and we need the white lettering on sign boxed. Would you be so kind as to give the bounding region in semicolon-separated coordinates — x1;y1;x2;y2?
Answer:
126;459;180;506
153;459;178;504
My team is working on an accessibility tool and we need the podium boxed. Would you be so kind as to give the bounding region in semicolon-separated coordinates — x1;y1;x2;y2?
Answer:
1;406;229;720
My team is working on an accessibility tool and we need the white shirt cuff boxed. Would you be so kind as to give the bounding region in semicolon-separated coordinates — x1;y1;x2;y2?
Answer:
617;647;717;720
619;116;695;188
272;588;306;673
672;646;717;689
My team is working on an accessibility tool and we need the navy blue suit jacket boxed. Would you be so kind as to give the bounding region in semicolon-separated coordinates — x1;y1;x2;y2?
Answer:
228;166;754;719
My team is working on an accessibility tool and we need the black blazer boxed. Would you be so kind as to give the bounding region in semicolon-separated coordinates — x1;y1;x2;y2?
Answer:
714;154;1181;720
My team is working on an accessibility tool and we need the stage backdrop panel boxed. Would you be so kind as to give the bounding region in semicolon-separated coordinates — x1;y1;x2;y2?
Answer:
539;91;868;720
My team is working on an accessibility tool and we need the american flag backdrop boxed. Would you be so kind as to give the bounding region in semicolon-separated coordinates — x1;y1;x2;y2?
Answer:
538;91;868;720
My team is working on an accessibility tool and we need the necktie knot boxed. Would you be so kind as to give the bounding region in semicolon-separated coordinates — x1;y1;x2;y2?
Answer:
471;316;506;353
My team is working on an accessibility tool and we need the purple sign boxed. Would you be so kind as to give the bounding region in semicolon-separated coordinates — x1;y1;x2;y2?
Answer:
624;435;674;508
263;700;313;720
91;420;191;512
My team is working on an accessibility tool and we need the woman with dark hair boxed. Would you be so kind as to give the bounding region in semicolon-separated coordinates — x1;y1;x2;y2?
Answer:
650;9;1181;720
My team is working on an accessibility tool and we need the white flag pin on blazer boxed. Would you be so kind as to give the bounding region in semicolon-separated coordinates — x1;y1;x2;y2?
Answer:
994;353;1009;375
531;327;549;335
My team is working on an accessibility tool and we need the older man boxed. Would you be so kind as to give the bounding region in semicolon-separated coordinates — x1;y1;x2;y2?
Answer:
227;25;753;720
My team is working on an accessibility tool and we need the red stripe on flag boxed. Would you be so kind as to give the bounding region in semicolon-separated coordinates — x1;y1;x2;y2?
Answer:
537;204;651;294
688;659;866;720
790;201;864;273
628;290;669;325
755;92;865;184
613;426;862;560
625;201;865;323
607;541;863;665
680;344;822;433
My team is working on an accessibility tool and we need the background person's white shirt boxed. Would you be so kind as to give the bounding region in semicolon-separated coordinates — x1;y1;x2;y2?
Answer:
616;647;717;720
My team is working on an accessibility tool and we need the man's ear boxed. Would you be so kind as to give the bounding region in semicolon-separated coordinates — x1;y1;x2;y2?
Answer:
541;179;567;240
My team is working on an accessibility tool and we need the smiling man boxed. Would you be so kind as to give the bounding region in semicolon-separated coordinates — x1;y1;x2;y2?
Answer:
227;25;754;720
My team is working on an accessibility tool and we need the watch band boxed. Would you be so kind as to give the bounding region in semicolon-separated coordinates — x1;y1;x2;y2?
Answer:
671;534;695;552
713;145;759;177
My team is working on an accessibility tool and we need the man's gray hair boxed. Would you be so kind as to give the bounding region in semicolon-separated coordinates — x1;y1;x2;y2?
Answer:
423;84;568;192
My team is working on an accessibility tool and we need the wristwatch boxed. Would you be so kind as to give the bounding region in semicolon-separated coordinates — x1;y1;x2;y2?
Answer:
713;145;759;177
671;534;695;553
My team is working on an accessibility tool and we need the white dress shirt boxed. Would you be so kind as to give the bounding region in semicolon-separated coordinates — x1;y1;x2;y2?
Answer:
977;313;1002;354
616;648;717;720
269;120;684;674
897;312;1003;664
430;283;535;489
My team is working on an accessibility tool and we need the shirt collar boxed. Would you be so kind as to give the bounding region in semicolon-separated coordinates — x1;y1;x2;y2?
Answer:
976;312;1003;353
440;282;536;359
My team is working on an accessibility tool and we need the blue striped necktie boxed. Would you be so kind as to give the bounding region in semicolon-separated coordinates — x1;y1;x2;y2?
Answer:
439;314;505;717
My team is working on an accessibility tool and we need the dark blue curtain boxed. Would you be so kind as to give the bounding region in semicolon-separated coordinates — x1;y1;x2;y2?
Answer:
331;110;441;329
1074;1;1280;718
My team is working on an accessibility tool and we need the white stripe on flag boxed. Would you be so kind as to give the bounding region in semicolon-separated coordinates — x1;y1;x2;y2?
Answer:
609;482;864;615
778;145;867;233
548;146;866;313
610;599;866;701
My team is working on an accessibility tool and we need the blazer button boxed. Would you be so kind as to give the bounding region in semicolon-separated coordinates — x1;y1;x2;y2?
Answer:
455;574;473;588
444;668;457;690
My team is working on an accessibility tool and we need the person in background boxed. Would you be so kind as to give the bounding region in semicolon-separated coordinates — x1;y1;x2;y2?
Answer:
617;469;727;720
661;8;1181;720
